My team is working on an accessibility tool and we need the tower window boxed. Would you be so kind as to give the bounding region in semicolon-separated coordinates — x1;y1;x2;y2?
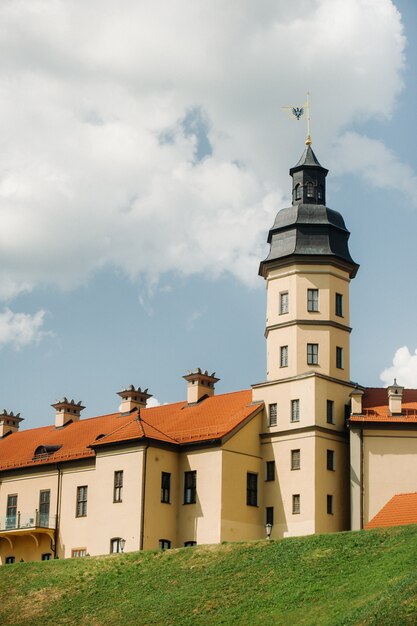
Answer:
327;400;334;424
327;495;334;515
292;494;300;515
307;289;319;312
335;293;344;317
291;399;300;422
306;182;314;198
269;403;277;427
336;347;344;369
291;449;300;470
327;450;335;471
266;506;274;526
317;186;323;200
279;291;289;315
295;184;301;201
266;461;275;481
280;345;288;367
307;343;319;365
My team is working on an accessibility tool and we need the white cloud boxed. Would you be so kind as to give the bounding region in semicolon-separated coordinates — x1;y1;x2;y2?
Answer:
0;0;407;299
331;132;417;205
380;346;417;388
0;308;48;349
146;396;161;408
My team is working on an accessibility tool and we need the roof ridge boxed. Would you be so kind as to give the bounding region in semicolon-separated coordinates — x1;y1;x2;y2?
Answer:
90;412;144;445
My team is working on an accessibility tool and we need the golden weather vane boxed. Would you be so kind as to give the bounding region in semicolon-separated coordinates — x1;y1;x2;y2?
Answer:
281;92;312;145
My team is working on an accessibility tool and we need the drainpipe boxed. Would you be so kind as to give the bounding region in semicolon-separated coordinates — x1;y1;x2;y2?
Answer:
54;464;62;558
360;424;364;530
140;443;149;551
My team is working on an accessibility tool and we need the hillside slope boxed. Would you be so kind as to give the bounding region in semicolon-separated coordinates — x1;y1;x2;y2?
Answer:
0;525;416;625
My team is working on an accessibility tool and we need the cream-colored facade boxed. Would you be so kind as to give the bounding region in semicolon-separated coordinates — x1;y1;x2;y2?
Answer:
1;141;416;565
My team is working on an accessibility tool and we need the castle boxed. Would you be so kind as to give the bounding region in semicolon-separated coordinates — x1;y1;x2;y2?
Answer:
0;139;416;563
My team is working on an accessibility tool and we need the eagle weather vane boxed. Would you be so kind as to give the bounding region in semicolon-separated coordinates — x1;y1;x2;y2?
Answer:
282;92;312;145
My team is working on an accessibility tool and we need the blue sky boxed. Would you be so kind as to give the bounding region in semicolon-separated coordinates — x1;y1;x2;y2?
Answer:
1;0;417;428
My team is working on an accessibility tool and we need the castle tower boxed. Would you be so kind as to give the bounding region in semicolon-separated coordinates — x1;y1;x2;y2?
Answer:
253;140;359;538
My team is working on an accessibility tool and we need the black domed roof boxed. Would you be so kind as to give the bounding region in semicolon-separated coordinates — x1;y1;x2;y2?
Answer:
259;145;359;278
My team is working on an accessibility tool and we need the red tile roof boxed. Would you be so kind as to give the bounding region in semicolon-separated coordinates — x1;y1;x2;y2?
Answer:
350;387;417;423
365;493;417;529
0;390;262;471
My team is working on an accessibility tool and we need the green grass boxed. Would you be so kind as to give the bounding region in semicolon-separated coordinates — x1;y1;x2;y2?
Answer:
1;525;417;625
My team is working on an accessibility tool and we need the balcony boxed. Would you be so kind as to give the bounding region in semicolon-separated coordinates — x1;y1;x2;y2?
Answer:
0;511;56;549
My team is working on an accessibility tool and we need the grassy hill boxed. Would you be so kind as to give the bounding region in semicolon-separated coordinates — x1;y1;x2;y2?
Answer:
0;525;416;625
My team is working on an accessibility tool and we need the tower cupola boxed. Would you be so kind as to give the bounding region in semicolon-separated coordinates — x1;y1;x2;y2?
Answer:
290;142;328;206
259;142;359;279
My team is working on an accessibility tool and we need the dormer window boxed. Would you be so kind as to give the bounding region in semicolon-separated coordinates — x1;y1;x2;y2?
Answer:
306;182;314;198
33;444;62;461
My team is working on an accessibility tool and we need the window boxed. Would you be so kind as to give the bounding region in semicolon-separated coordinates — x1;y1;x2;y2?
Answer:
291;399;300;423
306;182;314;198
307;343;319;365
269;403;277;427
76;486;88;517
39;490;50;527
317;186;323;201
161;472;171;503
159;539;171;550
292;494;300;515
246;472;258;506
291;449;300;470
336;347;344;369
327;495;334;515
6;494;17;528
335;293;343;317
279;292;289;315
41;553;52;561
307;288;319;312
71;548;87;558
5;556;15;564
266;507;274;526
113;471;123;503
110;538;124;553
295;184;301;201
280;345;288;367
184;541;197;547
326;400;334;424
327;450;335;471
184;471;196;504
266;461;275;482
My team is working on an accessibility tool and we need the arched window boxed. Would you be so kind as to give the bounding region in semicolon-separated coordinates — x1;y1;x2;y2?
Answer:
306;182;314;198
294;184;301;201
317;186;323;201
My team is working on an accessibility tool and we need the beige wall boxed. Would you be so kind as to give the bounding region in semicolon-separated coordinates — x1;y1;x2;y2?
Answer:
265;264;351;382
314;433;349;534
221;413;264;542
350;427;417;527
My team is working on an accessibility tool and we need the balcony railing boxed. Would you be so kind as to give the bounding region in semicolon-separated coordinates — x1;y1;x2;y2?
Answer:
0;511;56;532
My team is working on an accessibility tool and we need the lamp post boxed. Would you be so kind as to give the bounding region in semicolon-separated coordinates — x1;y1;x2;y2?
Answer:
265;523;272;540
119;538;126;553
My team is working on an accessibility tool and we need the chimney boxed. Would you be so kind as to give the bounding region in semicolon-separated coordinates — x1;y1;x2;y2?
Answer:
52;398;85;428
350;387;364;415
388;379;404;416
0;410;23;437
183;368;219;404
117;385;152;414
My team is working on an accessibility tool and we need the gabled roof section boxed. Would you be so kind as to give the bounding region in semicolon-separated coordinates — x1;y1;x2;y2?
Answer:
93;390;262;447
365;493;417;529
0;390;262;471
350;388;417;423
